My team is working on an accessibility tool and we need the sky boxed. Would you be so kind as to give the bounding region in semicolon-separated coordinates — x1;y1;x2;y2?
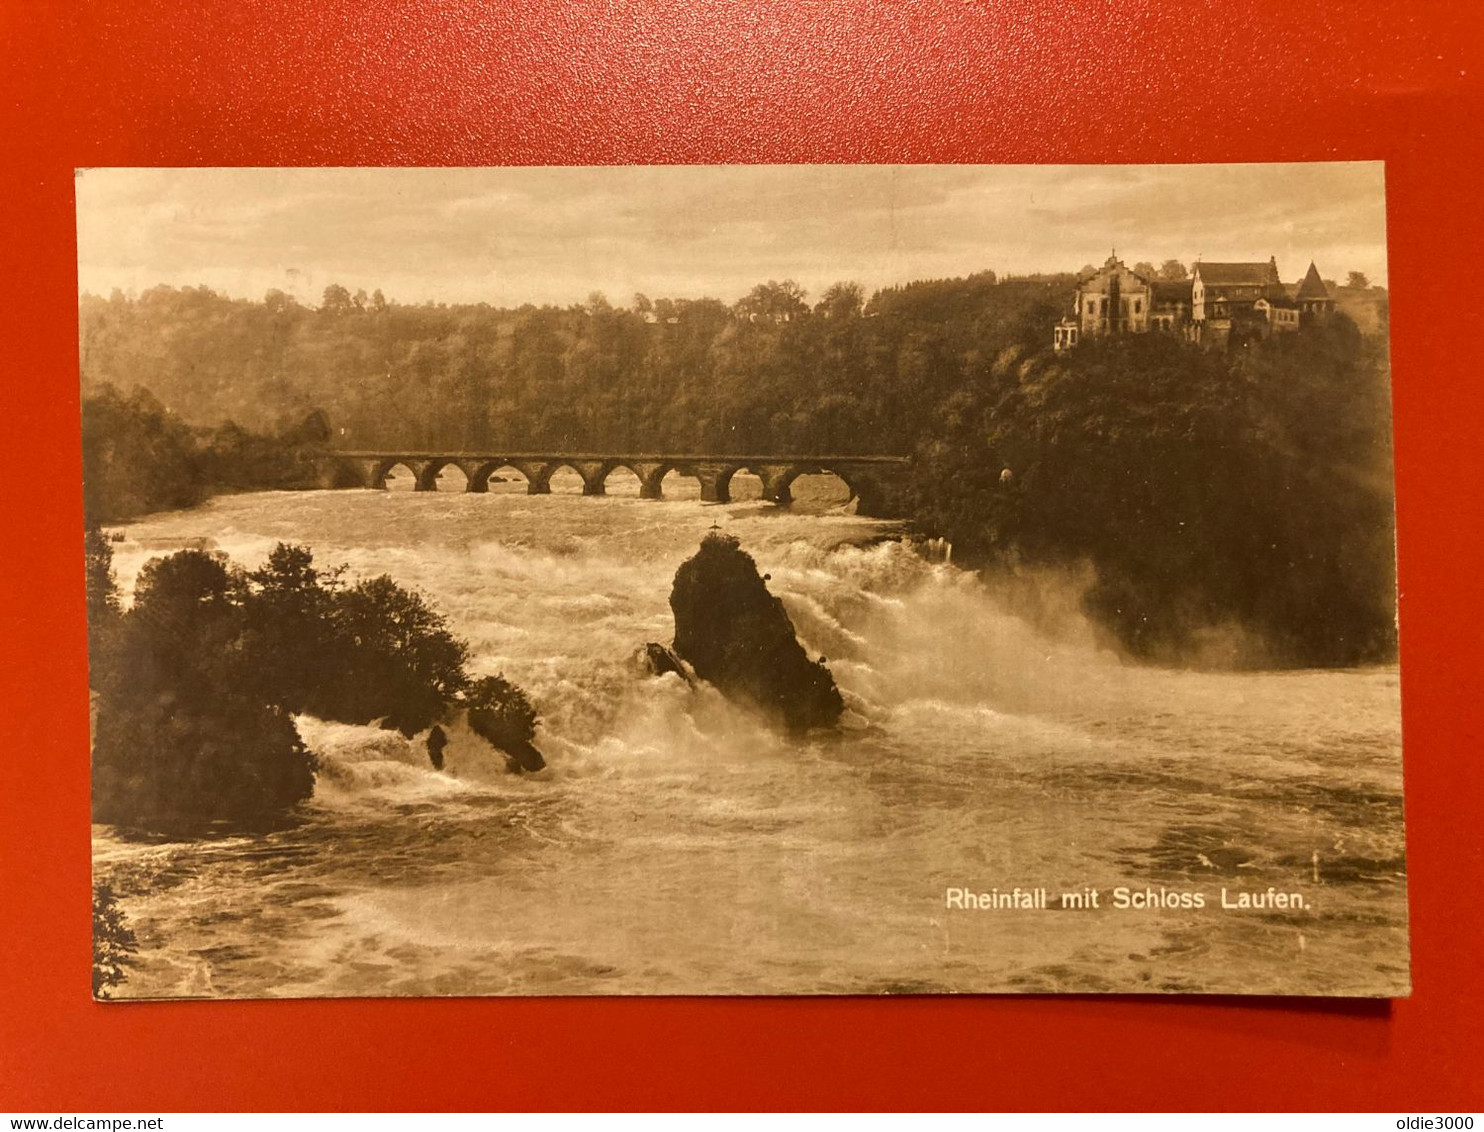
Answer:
75;164;1389;307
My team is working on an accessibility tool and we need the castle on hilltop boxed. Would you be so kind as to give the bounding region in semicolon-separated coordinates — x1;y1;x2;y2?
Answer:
1052;253;1336;351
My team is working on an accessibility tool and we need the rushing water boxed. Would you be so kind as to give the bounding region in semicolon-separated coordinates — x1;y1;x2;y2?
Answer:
92;472;1408;998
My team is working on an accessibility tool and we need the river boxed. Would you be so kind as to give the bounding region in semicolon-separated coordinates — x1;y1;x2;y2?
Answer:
91;471;1409;998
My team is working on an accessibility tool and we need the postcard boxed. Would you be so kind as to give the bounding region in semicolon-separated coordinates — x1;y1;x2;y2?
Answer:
79;164;1405;998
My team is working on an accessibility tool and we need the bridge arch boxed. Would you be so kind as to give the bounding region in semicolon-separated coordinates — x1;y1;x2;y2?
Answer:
778;467;855;512
600;462;644;497
712;465;765;503
412;458;471;492
431;461;471;492
819;465;887;515
656;464;703;501
541;462;590;495
468;461;530;492
375;460;419;491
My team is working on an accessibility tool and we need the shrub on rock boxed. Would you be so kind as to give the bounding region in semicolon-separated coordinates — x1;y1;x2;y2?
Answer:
464;675;545;772
306;574;469;737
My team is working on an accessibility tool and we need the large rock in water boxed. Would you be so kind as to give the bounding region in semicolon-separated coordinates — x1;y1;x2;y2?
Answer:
670;532;843;731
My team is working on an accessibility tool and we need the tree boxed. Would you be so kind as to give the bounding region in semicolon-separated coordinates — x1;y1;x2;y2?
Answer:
91;549;317;831
84;525;120;662
92;689;314;831
465;675;537;746
81;385;326;521
92;884;137;999
240;543;340;713
311;574;470;735
80;385;206;523
131;549;239;641
87;537;551;830
286;408;333;446
320;283;355;315
76;258;1395;669
735;280;809;323
1159;260;1189;281
1347;271;1371;290
816;281;865;319
1132;262;1157;279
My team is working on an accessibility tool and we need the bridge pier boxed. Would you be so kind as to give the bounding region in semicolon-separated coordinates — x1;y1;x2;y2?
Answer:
572;461;609;496
454;459;488;492
756;465;796;506
630;461;668;500
525;463;553;495
852;475;888;518
690;462;733;503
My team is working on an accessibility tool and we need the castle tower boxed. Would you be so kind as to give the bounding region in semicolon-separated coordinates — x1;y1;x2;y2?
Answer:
1296;261;1335;321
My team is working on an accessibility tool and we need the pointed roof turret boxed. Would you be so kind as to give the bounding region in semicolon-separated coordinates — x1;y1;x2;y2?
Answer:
1297;261;1331;300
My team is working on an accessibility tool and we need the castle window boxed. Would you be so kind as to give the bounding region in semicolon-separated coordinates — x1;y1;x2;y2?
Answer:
1134;300;1141;314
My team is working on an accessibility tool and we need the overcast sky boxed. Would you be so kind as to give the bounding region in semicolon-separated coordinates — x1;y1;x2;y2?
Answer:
76;164;1388;307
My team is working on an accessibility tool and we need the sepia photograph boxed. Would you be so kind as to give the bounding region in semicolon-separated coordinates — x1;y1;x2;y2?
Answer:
78;163;1405;1000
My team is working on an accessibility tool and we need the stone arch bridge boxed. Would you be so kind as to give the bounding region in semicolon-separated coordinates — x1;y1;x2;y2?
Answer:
317;451;911;517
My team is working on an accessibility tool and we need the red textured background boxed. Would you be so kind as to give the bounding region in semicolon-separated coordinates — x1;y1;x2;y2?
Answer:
2;0;1481;1113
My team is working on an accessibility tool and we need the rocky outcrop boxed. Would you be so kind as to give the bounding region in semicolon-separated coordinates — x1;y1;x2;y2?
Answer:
669;532;843;731
636;641;696;686
490;736;546;774
426;724;448;770
464;675;546;773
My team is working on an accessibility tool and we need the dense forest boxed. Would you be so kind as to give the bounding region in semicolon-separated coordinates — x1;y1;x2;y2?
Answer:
79;272;1396;667
79;274;1057;454
912;321;1396;666
81;383;331;523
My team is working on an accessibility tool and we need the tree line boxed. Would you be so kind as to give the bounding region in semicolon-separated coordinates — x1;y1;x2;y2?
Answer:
79;273;1395;667
81;383;331;523
79;273;1056;455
